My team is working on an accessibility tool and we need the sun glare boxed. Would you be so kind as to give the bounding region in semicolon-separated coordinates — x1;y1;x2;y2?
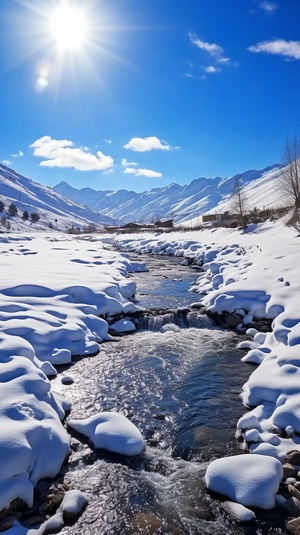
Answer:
49;2;88;52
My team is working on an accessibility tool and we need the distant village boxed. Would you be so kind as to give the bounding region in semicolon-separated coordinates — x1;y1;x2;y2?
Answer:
104;205;289;234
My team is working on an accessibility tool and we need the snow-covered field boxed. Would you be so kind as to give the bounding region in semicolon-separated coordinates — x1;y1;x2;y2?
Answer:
1;219;300;528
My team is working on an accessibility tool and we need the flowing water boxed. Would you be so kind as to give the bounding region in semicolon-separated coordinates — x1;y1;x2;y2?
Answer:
51;255;287;535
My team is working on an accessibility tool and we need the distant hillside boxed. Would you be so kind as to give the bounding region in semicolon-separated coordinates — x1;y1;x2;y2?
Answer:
0;164;119;232
54;164;282;225
0;162;284;233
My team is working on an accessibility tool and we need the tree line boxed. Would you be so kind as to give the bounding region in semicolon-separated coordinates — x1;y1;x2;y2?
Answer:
0;201;40;222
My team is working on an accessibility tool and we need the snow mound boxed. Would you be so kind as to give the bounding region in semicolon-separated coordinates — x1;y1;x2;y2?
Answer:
68;412;144;456
205;454;283;509
0;355;70;512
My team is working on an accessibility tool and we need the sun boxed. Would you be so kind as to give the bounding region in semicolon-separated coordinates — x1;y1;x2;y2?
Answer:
49;2;88;53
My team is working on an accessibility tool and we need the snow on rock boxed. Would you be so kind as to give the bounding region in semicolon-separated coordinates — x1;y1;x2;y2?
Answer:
3;490;88;534
0;355;70;512
109;318;136;333
60;489;88;520
68;412;145;456
222;501;256;522
205;454;283;509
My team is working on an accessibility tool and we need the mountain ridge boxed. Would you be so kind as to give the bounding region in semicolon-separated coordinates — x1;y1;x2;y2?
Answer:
0;162;283;232
54;164;281;224
0;164;120;231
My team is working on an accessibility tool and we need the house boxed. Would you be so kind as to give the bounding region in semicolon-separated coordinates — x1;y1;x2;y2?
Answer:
154;218;174;228
202;214;223;223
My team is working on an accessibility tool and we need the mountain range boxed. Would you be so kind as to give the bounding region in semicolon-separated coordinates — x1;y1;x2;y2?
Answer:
0;164;117;231
0;162;284;232
54;164;282;225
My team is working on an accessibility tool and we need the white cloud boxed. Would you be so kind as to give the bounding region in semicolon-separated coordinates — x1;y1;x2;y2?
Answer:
259;1;278;13
188;33;231;77
248;39;300;60
217;57;230;64
124;136;171;152
204;66;220;73
12;150;24;158
2;160;11;165
121;158;138;166
124;167;162;178
105;139;112;144
30;136;114;171
188;33;224;57
102;168;113;175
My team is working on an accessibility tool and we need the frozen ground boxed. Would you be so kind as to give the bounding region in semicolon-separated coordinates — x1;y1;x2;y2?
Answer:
1;219;300;526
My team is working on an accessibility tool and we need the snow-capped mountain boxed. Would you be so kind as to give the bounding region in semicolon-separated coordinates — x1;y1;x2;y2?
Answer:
54;164;282;224
0;164;119;231
0;162;284;232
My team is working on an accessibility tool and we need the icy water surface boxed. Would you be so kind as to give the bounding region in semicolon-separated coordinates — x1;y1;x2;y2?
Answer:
52;255;287;535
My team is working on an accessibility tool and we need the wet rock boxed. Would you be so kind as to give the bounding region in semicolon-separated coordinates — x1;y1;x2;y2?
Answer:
61;375;74;385
287;478;298;486
206;310;222;326
0;499;26;522
287;516;300;534
36;481;71;516
285;497;300;517
0;517;14;532
289;486;300;502
295;482;300;492
224;314;242;328
253;321;272;333
287;452;300;467
284;464;298;478
190;302;205;309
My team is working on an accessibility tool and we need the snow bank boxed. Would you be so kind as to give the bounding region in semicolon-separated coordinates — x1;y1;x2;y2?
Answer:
0;234;146;514
109;222;300;508
0;236;145;367
68;412;145;456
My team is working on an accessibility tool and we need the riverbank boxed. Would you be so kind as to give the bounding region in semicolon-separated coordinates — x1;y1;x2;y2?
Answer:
1;219;299;532
0;233;148;532
108;219;300;524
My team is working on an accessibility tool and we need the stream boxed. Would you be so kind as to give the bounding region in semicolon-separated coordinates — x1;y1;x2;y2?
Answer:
51;255;287;535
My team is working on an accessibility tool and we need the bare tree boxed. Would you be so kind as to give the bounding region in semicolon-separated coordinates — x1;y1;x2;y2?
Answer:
231;175;248;230
278;135;300;208
278;135;300;234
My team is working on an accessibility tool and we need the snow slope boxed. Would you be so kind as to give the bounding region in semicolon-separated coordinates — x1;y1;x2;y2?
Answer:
0;164;119;232
54;164;282;225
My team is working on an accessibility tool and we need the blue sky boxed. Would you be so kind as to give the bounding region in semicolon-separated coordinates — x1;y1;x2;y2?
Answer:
0;0;299;192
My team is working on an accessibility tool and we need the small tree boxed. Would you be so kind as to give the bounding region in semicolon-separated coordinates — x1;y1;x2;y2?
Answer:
278;135;300;234
0;200;4;212
8;203;18;217
278;135;300;208
22;210;29;220
230;175;248;230
1;215;7;226
30;212;40;222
